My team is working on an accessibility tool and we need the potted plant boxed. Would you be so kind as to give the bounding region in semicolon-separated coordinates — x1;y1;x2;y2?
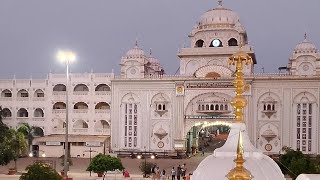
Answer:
87;153;124;180
8;167;17;175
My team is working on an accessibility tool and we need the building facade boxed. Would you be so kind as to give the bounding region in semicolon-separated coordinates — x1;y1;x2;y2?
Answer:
1;2;320;157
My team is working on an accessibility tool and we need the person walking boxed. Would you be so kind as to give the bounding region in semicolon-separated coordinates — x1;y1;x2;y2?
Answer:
171;167;176;180
160;169;166;180
176;165;181;180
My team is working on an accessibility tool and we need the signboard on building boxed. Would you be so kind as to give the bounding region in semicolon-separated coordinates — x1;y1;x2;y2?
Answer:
185;115;235;119
186;82;234;89
45;141;61;146
86;141;101;147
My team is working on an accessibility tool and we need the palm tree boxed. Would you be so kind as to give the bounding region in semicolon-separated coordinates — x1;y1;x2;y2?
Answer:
6;128;28;170
17;123;41;152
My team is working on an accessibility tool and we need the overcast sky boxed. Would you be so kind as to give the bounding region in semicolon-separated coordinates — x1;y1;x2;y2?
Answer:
0;0;319;78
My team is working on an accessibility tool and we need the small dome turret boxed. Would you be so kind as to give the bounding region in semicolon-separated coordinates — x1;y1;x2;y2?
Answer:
125;41;145;59
294;34;317;54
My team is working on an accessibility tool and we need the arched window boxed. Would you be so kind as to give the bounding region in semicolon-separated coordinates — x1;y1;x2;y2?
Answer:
17;89;29;97
215;104;219;110
228;38;238;46
195;39;204;48
272;104;275;111
162;104;166;111
220;104;224;110
33;127;44;137
17;108;28;117
74;102;88;109
267;104;271;111
202;105;205;110
263;104;266;111
53;84;66;91
206;104;209;110
34;89;44;97
95;84;110;91
95;120;110;129
225;104;228;111
95;102;110;109
210;104;214;110
1;89;12;97
198;105;201;110
34;108;44;117
2;108;12;117
73;120;88;128
158;104;162;110
53;102;66;109
74;84;89;91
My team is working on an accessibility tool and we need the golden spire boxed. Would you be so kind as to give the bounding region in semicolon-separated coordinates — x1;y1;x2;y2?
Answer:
228;44;253;123
226;131;253;180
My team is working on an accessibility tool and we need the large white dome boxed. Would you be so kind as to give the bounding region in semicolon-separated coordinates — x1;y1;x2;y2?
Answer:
125;43;145;59
294;39;317;54
191;123;285;180
198;1;242;30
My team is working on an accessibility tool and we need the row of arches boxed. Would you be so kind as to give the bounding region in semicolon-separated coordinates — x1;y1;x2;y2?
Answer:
1;84;111;98
195;38;238;48
198;103;229;111
53;83;110;92
1;89;44;98
2;108;44;118
55;119;110;129
53;102;110;110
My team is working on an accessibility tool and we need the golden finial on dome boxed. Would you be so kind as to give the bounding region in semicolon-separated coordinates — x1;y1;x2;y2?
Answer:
226;131;253;180
218;0;223;6
228;43;253;123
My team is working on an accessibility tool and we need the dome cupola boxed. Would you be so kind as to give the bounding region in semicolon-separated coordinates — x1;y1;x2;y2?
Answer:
125;41;145;59
197;0;242;30
294;33;317;54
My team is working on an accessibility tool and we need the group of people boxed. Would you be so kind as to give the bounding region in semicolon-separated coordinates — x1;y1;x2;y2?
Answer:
151;165;167;180
150;163;190;180
170;164;191;180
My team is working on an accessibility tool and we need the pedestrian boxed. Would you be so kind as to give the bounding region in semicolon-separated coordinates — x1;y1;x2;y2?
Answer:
201;146;205;156
151;165;156;180
171;167;176;180
155;166;161;180
176;165;181;180
161;169;166;180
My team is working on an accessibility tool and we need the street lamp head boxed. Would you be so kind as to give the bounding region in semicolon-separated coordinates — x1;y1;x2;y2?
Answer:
151;155;155;159
137;155;142;159
29;152;33;157
57;50;76;64
41;153;46;157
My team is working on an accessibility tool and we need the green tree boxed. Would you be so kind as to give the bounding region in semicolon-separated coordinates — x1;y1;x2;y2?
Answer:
0;106;13;166
279;146;319;179
6;128;28;170
19;162;61;180
87;154;124;180
17;123;42;152
139;161;155;177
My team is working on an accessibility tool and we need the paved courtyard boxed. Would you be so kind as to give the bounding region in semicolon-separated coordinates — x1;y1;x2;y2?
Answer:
0;153;209;180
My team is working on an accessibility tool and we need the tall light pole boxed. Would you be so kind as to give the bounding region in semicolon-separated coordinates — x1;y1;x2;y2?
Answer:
57;50;76;179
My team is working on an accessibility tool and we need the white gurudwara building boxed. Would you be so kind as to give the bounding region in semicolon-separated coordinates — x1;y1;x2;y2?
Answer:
1;1;320;158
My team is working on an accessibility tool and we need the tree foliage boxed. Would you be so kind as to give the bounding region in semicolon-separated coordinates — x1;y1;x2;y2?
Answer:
139;161;155;176
19;162;61;180
87;154;124;180
0;106;13;166
0;107;28;167
279;146;320;179
17;123;43;152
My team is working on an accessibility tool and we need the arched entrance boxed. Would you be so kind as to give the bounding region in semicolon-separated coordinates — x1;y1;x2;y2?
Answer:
185;121;231;155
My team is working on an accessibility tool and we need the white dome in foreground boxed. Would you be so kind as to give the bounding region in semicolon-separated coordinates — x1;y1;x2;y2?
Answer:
191;123;285;180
